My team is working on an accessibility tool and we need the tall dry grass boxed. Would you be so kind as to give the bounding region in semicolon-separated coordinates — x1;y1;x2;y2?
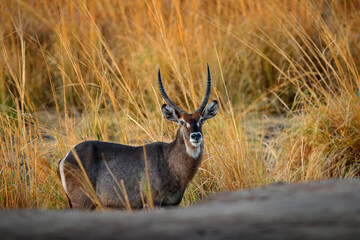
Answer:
0;0;359;209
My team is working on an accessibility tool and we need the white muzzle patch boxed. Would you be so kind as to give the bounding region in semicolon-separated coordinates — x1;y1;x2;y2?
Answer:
190;132;203;147
189;138;203;147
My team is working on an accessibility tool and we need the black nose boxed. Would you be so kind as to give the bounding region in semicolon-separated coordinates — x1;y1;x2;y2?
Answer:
190;132;202;141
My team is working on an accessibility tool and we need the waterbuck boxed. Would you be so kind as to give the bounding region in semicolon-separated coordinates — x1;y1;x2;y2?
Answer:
58;65;218;209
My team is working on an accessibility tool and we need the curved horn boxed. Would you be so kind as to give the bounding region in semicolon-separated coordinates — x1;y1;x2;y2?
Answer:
158;69;186;114
195;64;211;113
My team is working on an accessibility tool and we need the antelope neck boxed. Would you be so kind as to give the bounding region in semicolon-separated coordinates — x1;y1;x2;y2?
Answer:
166;129;203;184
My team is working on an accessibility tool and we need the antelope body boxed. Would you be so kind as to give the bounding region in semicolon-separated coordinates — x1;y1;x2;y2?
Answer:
58;65;218;209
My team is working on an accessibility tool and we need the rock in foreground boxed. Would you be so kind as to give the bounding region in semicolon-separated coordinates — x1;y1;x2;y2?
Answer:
1;179;360;240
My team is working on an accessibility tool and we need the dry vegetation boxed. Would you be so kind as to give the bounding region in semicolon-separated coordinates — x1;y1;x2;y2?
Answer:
1;0;360;209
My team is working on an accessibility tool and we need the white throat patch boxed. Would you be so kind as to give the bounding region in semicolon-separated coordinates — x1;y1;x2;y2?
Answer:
185;143;202;158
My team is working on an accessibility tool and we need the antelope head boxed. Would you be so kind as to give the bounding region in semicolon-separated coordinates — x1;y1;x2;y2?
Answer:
158;64;218;155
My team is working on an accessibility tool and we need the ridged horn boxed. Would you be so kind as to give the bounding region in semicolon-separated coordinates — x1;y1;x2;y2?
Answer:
158;69;186;114
195;64;211;113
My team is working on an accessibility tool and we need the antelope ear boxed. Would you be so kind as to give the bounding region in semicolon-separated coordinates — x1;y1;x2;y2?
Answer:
202;100;218;120
161;104;180;123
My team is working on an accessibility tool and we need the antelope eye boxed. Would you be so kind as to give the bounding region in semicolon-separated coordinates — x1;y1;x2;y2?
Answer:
180;120;186;126
200;119;205;124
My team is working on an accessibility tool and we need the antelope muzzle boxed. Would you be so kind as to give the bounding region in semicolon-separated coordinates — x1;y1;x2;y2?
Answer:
190;132;203;146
